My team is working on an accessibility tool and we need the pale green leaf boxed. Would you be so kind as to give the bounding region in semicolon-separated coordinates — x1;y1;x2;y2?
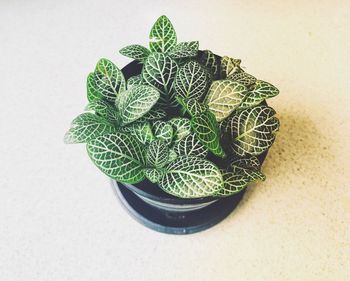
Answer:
64;113;116;144
176;97;207;117
220;56;242;78
142;53;178;105
228;72;257;87
127;75;142;89
223;105;280;156
168;117;191;141
146;140;169;168
143;168;164;183
153;121;173;144
117;85;160;125
85;99;119;123
191;110;225;157
119;45;150;61
121;122;155;145
159;156;223;198
205;80;248;122
149;15;177;53
239;80;279;108
87;133;145;183
94;59;126;102
168;41;199;59
173;60;210;101
172;134;208;158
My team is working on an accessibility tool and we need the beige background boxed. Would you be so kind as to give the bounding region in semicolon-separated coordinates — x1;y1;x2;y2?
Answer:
0;0;349;280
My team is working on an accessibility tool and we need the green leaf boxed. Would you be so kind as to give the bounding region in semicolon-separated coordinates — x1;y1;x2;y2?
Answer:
117;85;160;125
191;110;225;157
220;56;242;78
231;156;266;181
149;15;177;53
239;80;279;108
173;60;210;101
168;149;178;162
140;107;166;121
168;117;191;141
176;97;207;117
85;99;119;123
153;121;173;144
143;168;164;183
159;156;223;198
142;53;178;105
197;50;219;79
121;122;155;145
64;113;116;144
168;41;199;59
223;105;280;156
215;172;250;196
94;59;126;102
87;73;101;102
127;75;142;89
205;80;248;122
173;134;208;157
216;157;265;196
228;72;257;87
87;133;145;184
119;45;150;61
146;140;169;168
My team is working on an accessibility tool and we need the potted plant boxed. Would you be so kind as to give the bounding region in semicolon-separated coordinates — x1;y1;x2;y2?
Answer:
64;15;280;234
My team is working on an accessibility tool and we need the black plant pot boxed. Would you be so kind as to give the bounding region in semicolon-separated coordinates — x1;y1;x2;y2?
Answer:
112;52;268;234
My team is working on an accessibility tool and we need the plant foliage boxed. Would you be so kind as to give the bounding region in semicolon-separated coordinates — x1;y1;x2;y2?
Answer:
65;15;280;199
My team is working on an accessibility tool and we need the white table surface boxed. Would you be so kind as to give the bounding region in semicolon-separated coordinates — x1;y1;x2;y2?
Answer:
1;0;349;280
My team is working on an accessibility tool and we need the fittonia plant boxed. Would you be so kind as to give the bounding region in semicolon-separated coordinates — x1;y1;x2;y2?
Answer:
64;15;280;198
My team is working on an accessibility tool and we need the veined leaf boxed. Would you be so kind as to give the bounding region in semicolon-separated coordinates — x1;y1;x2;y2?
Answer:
197;50;219;79
94;59;126;103
140;107;166;121
215;172;250;196
117;85;160;125
168;117;191;141
173;60;210;100
149;15;177;53
220;56;242;78
224;105;280;156
146;140;169;168
153;120;173;144
127;75;142;89
143;168;164;183
228;72;257;87
231;156;266;181
85;99;119;123
176;97;207;117
142;53;178;104
119;45;150;61
173;134;208;158
239;80;279;108
121;122;155;145
159;156;223;198
87;133;145;183
168;41;199;59
216;157;265;196
168;149;178;162
191;110;225;157
64;113;116;144
87;73;101;102
205;80;247;122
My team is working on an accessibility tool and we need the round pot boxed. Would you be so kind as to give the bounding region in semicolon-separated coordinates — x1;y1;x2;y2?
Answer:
112;52;268;234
